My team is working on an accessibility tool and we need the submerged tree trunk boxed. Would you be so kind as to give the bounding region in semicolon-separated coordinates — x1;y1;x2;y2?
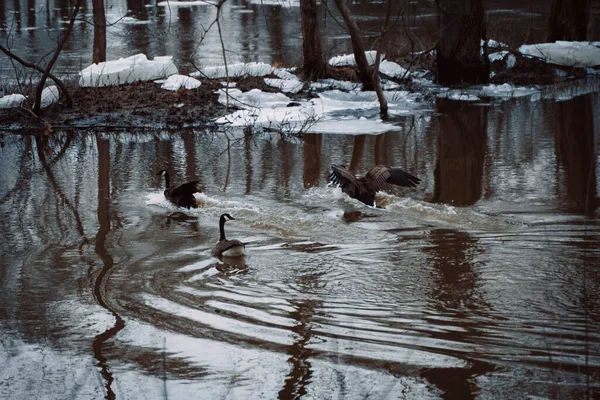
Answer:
436;0;488;86
300;0;327;80
333;0;374;90
92;0;107;64
547;0;590;42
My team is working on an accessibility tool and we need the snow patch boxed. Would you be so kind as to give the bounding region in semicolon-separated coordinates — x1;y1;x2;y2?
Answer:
329;51;381;67
157;0;212;6
0;93;26;109
519;41;600;68
310;79;362;91
79;54;178;87
39;85;60;108
159;74;201;91
217;88;292;109
264;78;304;94
191;62;273;79
378;60;410;78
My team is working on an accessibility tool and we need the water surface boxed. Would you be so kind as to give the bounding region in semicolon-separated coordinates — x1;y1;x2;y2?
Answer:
1;95;599;398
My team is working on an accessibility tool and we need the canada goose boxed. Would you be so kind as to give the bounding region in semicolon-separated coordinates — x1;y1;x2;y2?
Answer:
211;213;245;257
157;169;202;209
329;164;420;207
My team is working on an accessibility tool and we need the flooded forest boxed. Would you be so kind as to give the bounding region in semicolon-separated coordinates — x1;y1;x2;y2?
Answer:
1;0;600;399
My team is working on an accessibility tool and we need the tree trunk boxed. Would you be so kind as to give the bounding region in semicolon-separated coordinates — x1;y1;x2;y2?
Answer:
92;0;106;64
333;0;374;90
300;0;327;80
547;0;590;42
372;0;393;119
436;0;488;86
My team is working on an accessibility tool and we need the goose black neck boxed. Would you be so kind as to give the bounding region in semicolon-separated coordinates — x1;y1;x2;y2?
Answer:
219;216;227;241
163;172;170;189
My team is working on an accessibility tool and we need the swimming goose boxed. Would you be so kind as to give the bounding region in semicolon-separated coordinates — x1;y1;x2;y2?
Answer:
157;169;202;209
211;213;245;257
329;164;420;207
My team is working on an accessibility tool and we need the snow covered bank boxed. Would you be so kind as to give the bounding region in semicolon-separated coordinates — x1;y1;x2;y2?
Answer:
215;87;431;134
79;54;178;87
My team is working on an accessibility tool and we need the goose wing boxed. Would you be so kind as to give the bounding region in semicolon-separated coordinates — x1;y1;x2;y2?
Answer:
364;165;420;192
329;164;360;197
170;180;202;197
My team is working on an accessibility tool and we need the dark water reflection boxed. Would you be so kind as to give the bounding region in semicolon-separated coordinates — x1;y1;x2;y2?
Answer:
1;96;600;398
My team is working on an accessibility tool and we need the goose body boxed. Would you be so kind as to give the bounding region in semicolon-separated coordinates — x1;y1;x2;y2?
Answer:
329;164;420;207
157;169;202;209
212;213;245;257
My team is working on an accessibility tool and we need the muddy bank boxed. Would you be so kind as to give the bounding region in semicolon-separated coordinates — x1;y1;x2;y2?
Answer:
0;54;595;134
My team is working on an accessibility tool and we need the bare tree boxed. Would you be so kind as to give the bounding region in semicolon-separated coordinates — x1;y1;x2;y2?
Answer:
372;0;393;119
436;0;488;86
92;0;107;63
31;0;83;115
0;45;73;108
333;0;374;90
1;0;82;117
547;0;590;42
300;0;327;80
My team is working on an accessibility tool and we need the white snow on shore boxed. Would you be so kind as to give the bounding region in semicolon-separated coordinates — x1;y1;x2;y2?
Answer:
329;51;381;67
156;0;212;6
67;42;600;134
159;74;201;90
264;78;304;94
215;87;429;134
519;41;600;67
39;85;60;108
191;62;273;79
79;54;178;87
0;94;27;109
378;60;411;78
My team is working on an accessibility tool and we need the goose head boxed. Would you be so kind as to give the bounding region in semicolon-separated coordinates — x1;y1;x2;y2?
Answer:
221;213;235;222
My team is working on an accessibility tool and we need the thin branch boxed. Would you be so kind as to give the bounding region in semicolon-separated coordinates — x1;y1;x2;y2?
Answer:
0;44;73;108
33;0;83;115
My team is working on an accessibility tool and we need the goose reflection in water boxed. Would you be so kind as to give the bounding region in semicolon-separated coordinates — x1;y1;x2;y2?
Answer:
215;255;248;275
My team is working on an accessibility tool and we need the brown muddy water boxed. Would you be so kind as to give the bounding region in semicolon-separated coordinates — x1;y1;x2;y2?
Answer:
1;95;600;399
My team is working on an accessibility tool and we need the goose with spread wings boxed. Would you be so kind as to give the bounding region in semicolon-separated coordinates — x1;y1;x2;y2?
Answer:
329;164;420;207
157;169;203;209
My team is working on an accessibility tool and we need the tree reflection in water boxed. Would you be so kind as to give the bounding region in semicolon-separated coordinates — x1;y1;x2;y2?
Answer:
279;271;322;399
421;229;495;399
92;136;125;400
553;94;597;216
432;99;488;206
